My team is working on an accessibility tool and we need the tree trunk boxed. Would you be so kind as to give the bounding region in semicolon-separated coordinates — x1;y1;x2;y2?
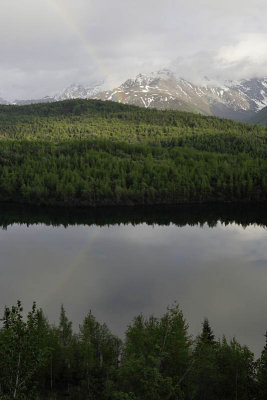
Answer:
13;352;21;399
50;357;53;391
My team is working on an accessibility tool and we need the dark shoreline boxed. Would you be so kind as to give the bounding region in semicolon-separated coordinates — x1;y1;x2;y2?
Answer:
0;201;266;228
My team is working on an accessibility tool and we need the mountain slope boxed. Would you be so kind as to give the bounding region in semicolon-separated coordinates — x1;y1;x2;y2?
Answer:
11;82;104;106
54;82;105;101
232;78;267;111
94;71;267;121
249;105;267;125
13;96;55;105
4;71;267;122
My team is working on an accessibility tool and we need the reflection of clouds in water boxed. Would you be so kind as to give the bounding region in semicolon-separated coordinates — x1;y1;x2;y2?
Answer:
254;259;267;266
110;222;267;246
219;222;267;239
107;222;267;268
0;222;266;356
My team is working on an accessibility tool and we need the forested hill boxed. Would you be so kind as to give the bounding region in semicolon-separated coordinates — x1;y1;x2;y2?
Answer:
1;99;266;155
0;97;265;131
0;99;266;206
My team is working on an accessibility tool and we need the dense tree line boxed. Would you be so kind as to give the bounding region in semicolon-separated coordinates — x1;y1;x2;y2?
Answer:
0;99;267;157
0;140;266;206
3;120;266;158
0;99;266;206
0;301;267;399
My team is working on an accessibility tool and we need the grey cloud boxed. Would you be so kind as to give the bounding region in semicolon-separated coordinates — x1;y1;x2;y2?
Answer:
1;0;267;99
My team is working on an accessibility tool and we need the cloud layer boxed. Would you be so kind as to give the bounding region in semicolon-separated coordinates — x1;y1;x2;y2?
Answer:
1;0;267;99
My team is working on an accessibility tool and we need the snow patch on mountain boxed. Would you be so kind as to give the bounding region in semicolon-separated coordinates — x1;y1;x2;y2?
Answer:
55;82;105;101
3;69;267;122
92;70;267;120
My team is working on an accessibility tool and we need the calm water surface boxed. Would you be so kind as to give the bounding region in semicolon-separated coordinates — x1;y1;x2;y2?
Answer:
0;205;267;356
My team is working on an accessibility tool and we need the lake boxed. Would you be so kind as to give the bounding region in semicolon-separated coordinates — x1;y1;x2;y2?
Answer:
0;203;267;356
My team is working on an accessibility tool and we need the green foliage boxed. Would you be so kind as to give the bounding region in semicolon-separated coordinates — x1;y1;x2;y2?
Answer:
0;301;266;399
256;332;267;399
118;304;192;400
0;99;266;206
0;140;265;206
199;318;216;344
0;99;266;156
79;311;122;399
216;337;256;400
190;319;218;400
0;301;51;399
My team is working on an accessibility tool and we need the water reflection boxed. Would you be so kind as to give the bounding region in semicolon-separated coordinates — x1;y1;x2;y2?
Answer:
0;204;266;357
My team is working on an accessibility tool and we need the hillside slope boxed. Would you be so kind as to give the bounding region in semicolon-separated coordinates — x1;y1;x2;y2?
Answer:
94;73;267;122
0;99;266;206
249;106;267;126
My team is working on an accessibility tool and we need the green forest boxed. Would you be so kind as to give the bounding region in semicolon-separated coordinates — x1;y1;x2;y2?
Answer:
0;99;266;206
0;301;266;400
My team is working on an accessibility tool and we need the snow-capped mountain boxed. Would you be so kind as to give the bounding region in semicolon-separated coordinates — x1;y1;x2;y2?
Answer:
4;71;267;122
54;82;105;101
11;82;105;106
13;96;55;106
94;70;267;121
230;78;267;112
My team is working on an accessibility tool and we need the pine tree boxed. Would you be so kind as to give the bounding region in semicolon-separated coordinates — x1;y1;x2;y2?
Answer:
200;318;215;345
190;318;218;400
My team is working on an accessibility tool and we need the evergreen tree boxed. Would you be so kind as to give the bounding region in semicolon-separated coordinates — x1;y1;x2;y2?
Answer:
190;319;218;400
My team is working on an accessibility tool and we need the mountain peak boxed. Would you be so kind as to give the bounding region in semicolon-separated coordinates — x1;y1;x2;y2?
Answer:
55;81;105;101
93;72;267;120
4;72;267;122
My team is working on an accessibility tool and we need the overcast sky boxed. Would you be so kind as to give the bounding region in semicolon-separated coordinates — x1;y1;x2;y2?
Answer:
1;0;267;100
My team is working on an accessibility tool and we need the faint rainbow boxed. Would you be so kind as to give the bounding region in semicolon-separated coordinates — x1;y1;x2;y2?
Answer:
47;0;124;103
39;225;102;308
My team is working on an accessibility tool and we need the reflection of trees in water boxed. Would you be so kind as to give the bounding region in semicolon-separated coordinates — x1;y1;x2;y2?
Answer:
0;203;266;229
